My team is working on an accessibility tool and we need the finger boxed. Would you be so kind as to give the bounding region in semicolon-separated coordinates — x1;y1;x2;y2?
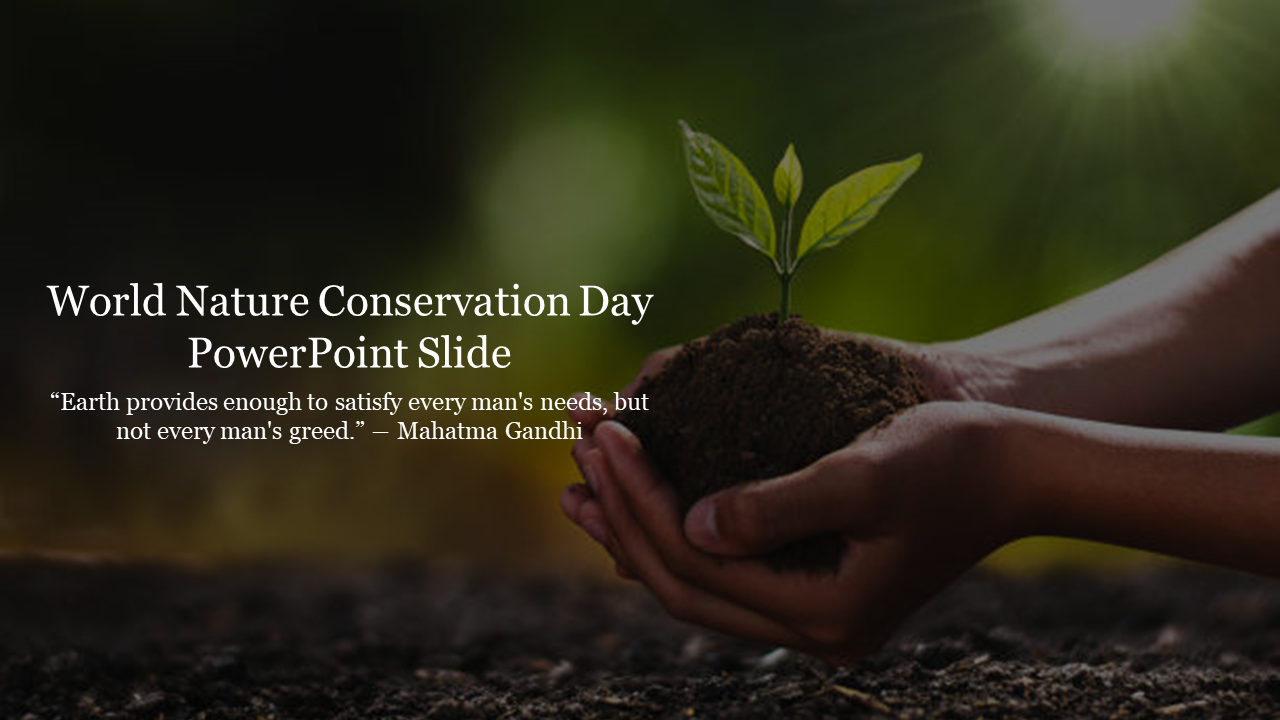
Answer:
575;498;640;585
572;442;621;555
560;483;590;524
588;440;817;649
574;496;612;548
593;422;837;625
567;392;613;430
572;435;603;493
571;435;625;553
562;486;621;560
684;449;884;556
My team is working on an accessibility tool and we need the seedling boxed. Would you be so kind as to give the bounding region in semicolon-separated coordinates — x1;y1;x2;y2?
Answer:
679;120;921;321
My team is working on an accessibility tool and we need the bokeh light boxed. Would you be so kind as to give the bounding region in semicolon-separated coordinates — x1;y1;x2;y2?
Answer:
476;112;670;288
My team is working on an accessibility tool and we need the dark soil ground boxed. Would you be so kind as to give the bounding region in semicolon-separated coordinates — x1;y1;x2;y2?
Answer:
618;314;927;571
4;559;1280;719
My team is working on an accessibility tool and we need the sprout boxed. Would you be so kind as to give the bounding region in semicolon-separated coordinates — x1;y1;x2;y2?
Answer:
679;120;921;321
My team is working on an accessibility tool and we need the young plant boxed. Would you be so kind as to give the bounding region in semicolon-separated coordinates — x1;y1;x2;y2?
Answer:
679;120;921;321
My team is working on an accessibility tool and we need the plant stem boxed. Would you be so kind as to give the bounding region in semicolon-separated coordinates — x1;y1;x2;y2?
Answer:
779;271;792;322
777;203;795;324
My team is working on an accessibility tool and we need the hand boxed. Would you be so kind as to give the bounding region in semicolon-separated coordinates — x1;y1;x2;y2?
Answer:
564;402;1022;664
560;331;1019;588
562;345;676;574
561;345;678;567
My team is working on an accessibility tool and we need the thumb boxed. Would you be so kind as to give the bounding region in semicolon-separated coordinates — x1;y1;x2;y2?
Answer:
684;453;873;556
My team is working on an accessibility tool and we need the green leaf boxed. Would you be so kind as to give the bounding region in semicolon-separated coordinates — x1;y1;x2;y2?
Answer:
773;143;803;208
796;153;922;266
679;120;776;265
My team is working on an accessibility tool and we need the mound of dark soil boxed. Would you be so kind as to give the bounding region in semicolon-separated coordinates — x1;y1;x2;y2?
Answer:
617;314;927;571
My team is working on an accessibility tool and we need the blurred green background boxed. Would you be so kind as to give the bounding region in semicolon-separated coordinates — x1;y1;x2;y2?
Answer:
4;0;1280;571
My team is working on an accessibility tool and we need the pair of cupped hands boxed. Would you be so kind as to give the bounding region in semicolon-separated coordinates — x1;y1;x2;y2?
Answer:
561;332;1022;665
